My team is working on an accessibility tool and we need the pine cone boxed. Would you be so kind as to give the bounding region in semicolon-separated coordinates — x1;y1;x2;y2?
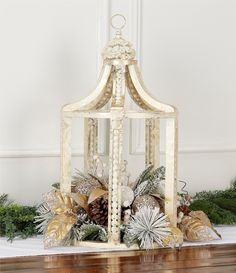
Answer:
88;195;108;226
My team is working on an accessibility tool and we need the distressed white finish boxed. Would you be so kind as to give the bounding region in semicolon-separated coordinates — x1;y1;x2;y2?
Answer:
60;24;178;246
60;117;72;193
145;119;160;169
108;114;124;244
84;118;98;173
165;118;178;226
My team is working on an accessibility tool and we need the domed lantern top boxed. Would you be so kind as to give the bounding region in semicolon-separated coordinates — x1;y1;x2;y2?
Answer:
62;14;175;114
60;15;178;247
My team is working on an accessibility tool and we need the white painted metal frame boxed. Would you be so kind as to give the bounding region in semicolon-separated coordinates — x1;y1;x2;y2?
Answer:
60;29;178;247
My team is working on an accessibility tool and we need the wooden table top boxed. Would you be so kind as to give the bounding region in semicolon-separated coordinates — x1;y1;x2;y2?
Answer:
1;244;236;273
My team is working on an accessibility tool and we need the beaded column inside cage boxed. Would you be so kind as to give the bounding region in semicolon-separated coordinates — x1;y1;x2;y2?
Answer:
60;14;178;247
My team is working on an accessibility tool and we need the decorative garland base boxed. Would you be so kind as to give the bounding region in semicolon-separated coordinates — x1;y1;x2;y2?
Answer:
36;165;221;250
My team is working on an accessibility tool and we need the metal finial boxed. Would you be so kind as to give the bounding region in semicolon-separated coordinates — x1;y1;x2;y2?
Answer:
110;14;126;31
103;14;135;60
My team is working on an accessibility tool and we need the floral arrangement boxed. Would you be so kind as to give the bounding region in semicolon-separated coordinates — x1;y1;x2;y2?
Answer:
35;157;221;249
35;164;174;249
1;161;229;247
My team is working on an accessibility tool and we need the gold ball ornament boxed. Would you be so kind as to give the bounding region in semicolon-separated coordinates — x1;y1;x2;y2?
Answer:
132;195;160;213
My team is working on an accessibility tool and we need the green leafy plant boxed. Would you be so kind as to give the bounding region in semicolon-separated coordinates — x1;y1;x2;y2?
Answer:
189;180;236;225
0;194;13;207
77;224;107;242
133;166;165;197
0;194;39;241
189;200;236;225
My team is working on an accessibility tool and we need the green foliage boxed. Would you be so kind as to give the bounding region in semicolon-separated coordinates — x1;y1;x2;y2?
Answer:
123;228;138;248
133;166;165;197
190;181;236;225
212;198;236;214
194;180;236;201
0;194;13;207
0;194;39;241
51;182;60;189
133;165;154;189
78;224;107;242
231;179;236;190
189;200;236;225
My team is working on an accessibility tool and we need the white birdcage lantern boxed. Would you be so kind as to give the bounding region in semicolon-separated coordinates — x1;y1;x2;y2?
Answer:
60;15;178;248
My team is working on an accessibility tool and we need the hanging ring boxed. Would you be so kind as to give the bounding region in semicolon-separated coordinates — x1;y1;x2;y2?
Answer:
110;14;126;30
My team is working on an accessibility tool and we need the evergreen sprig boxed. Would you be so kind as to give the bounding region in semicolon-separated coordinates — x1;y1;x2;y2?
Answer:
194;179;236;200
78;224;107;242
0;194;13;207
190;180;236;225
0;204;39;241
133;165;154;189
134;166;165;197
189;200;236;225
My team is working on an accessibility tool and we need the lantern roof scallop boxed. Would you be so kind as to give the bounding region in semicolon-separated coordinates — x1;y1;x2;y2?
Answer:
63;22;177;117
